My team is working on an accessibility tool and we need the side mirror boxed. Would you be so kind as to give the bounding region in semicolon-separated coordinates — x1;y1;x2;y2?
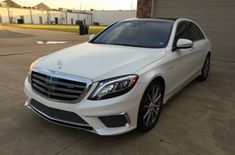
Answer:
89;34;96;41
173;39;193;51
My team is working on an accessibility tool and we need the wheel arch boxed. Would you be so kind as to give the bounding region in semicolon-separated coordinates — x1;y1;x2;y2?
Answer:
147;76;166;97
207;51;211;57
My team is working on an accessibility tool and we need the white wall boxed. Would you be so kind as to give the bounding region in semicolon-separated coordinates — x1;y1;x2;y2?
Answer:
0;7;83;24
87;10;136;25
67;12;78;25
0;7;135;25
0;7;9;23
79;13;92;25
31;9;48;24
0;7;48;24
9;8;31;23
49;11;65;24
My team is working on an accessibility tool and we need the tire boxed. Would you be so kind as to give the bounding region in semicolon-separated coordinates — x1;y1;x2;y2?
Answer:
137;80;164;132
198;54;210;81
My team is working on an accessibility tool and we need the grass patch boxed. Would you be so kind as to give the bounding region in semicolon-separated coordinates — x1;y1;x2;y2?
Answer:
4;24;107;34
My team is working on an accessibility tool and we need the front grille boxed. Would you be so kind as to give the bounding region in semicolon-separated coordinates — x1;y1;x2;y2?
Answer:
31;71;87;102
29;99;94;131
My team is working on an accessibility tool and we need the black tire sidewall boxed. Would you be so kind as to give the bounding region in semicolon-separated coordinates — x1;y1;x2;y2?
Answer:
198;55;210;81
137;80;163;132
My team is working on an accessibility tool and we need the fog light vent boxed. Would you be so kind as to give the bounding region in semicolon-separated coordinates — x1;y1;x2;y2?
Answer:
99;113;129;128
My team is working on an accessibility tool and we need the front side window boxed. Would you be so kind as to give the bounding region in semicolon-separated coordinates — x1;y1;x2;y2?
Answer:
91;20;174;48
173;22;191;46
174;21;205;46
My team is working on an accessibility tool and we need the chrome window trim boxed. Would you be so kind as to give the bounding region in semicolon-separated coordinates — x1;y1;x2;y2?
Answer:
32;67;93;103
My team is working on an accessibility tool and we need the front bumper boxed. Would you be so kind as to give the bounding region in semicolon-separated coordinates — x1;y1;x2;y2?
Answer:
24;77;145;135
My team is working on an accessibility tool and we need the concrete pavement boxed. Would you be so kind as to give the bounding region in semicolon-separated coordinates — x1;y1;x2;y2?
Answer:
0;26;234;155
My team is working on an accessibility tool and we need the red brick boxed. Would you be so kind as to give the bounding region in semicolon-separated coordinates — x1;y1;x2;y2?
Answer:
137;0;152;18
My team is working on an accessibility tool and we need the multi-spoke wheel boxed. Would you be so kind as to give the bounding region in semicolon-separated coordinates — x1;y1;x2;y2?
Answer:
198;54;210;81
137;80;163;132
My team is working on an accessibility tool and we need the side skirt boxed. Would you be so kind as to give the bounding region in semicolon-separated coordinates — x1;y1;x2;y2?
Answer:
163;70;201;104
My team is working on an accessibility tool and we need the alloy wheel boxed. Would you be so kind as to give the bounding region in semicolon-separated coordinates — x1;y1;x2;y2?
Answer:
142;85;162;127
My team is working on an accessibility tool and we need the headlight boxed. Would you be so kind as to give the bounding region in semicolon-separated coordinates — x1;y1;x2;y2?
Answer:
88;75;138;100
27;71;31;83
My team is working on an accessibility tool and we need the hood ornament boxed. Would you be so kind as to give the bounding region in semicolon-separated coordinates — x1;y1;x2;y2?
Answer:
57;60;63;69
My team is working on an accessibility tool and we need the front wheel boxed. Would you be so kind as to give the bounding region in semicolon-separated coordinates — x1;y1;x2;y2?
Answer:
198;54;210;81
137;80;163;132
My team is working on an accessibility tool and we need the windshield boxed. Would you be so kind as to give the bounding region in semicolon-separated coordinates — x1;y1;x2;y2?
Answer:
90;20;174;48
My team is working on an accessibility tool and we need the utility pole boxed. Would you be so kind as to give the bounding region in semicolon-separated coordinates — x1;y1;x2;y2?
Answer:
65;11;68;25
30;7;33;24
7;6;11;23
131;0;133;10
47;11;50;24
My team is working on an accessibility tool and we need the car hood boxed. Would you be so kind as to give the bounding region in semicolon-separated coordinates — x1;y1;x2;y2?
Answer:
35;42;165;81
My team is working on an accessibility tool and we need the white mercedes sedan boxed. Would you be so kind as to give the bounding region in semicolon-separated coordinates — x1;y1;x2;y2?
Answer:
24;18;211;135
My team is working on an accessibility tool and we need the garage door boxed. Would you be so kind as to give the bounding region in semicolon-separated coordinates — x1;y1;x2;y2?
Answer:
152;0;235;62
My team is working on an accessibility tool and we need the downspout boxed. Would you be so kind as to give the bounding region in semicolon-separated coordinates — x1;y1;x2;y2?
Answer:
151;0;155;17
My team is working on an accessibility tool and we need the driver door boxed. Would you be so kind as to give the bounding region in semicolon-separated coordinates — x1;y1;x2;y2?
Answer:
165;22;196;96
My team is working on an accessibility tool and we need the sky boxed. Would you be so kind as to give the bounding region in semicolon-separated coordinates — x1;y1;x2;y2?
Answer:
7;0;137;10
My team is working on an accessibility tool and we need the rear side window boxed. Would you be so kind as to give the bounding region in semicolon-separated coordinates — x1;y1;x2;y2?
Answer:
189;23;205;41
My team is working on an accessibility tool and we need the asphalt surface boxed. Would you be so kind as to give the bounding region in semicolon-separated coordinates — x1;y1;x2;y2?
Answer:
0;25;234;155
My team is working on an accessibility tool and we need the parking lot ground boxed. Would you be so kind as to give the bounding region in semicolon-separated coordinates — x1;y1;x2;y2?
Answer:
0;26;235;155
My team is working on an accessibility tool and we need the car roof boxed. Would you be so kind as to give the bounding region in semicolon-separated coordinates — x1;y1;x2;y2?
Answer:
150;17;178;21
122;18;178;23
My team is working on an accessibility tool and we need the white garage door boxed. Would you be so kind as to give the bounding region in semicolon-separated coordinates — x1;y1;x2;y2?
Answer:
152;0;235;62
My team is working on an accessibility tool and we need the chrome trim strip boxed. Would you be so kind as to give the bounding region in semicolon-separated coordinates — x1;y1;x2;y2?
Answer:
33;83;80;99
32;79;83;94
32;74;86;89
32;67;93;103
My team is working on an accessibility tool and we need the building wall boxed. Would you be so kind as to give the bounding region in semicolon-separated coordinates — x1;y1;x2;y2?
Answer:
0;7;135;26
8;8;31;23
79;13;92;25
30;9;48;24
87;10;136;25
0;7;9;23
67;12;78;25
0;7;83;24
49;10;66;24
141;0;235;62
137;0;152;18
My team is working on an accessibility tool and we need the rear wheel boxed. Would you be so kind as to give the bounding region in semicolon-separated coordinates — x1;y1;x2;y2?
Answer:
198;54;210;81
137;80;163;132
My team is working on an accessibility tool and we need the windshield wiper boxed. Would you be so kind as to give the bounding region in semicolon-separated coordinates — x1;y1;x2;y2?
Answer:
108;43;158;48
91;42;160;48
